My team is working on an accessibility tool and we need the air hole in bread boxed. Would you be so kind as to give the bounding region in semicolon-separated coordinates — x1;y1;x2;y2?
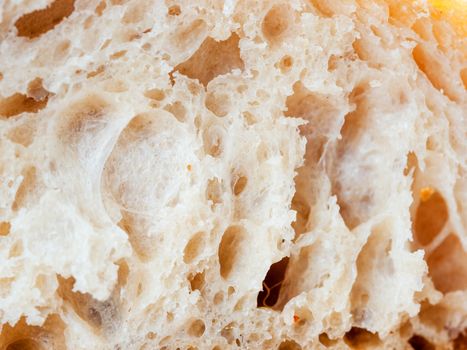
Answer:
87;65;105;78
278;339;302;350
291;192;310;237
404;151;418;176
6;338;43;350
14;0;75;39
318;333;338;347
228;286;235;295
57;276;102;328
278;55;293;73
27;78;50;102
118;212;157;261
248;332;260;342
257;257;289;308
453;332;467;350
213;291;224;305
83;16;94;30
187;319;205;337
206;178;223;206
232;173;247;196
0;315;65;350
0;93;48;118
95;0;106;16
146;331;157;340
427;233;467;293
168;5;181;16
414;189;448;246
344;327;381;348
103;111;190;218
159;335;171;347
387;0;421;28
57;276;116;331
184;232;206;264
218;226;247;279
0;77;49;117
417;302;449;334
203;125;225;157
412;44;459;102
408;334;435;350
460;68;467;90
221;322;237;344
285;81;340;140
189;271;205;292
116;259;129;289
352;38;371;62
412;18;433;42
110;50;127;60
205;91;230;117
12;166;37;211
262;4;294;45
144;89;165;101
0;222;11;236
242;111;256;125
350;223;395;324
101;39;112;50
174;33;244;87
331;84;372;229
234;295;247;311
308;0;335;17
164;101;186;122
327;54;340;71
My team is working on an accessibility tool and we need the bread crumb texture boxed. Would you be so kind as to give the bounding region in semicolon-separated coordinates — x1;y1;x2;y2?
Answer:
0;0;466;349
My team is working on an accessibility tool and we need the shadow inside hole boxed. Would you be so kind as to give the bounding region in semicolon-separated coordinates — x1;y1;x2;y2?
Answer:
344;327;380;348
257;257;289;308
7;339;43;350
408;335;435;350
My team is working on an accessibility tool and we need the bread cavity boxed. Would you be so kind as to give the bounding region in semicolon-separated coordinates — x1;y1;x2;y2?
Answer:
0;0;466;349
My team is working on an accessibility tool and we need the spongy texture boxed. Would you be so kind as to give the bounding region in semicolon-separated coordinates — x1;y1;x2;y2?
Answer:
0;0;466;349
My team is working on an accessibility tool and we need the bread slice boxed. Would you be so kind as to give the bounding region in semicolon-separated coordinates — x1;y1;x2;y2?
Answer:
0;0;466;349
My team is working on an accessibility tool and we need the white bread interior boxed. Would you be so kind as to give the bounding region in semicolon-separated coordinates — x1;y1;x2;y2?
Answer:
0;0;466;349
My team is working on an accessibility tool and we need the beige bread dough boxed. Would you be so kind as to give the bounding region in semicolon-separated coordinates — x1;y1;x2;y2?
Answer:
0;0;466;349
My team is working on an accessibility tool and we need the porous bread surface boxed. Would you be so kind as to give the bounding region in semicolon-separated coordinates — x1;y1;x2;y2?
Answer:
0;0;466;349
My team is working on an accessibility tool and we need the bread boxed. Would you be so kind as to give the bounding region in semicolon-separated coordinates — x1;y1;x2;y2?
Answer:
0;0;466;349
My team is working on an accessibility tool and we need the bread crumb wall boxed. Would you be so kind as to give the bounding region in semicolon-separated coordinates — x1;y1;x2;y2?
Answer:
0;0;466;349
